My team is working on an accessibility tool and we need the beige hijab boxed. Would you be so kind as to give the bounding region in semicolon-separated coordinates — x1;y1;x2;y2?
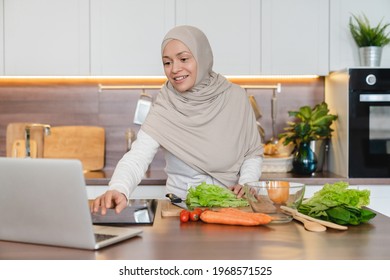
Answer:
142;25;262;186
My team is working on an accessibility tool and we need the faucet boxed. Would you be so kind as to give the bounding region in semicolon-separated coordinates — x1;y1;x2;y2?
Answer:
24;123;51;158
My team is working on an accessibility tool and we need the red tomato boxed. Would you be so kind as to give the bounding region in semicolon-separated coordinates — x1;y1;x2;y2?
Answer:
180;210;190;223
193;208;203;215
189;210;200;221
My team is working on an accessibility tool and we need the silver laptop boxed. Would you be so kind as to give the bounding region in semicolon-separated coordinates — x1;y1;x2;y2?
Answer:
0;157;142;250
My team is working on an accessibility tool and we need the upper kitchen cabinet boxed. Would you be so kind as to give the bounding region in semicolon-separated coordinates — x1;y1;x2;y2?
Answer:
176;0;329;75
330;0;390;71
90;0;175;76
3;0;90;76
261;0;329;75
175;0;261;75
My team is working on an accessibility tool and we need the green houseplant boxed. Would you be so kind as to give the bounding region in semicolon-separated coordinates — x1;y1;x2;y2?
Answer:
280;102;338;175
349;13;390;66
349;13;390;47
280;102;338;147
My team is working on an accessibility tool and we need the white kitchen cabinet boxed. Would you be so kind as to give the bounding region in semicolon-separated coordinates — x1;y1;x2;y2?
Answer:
261;0;329;75
0;0;331;76
3;0;90;75
175;0;261;75
5;0;389;76
176;0;329;76
90;0;175;76
330;0;390;71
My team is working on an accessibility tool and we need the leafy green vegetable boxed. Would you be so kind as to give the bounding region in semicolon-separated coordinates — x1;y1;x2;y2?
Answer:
186;182;249;208
298;181;376;225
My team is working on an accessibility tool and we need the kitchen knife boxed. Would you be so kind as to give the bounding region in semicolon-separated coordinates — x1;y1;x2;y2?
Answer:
165;193;188;210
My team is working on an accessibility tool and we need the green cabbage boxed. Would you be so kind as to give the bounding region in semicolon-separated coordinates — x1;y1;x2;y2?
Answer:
298;181;376;225
186;182;249;208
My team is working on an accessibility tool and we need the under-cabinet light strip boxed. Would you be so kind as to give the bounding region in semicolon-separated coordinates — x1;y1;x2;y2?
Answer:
98;84;162;91
0;75;319;87
98;83;282;92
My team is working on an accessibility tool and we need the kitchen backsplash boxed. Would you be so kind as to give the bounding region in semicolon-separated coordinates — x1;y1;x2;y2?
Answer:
0;77;324;170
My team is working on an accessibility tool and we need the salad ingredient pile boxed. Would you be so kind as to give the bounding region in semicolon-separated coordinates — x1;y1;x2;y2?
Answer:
298;181;376;225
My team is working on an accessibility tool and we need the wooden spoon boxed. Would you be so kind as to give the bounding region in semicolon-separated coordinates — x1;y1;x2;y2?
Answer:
281;205;348;230
292;215;327;232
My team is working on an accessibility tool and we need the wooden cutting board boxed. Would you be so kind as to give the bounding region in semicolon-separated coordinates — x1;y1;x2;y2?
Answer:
43;126;105;171
161;200;184;217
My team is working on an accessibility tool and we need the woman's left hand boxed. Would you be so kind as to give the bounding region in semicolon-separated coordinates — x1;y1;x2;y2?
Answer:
228;184;245;198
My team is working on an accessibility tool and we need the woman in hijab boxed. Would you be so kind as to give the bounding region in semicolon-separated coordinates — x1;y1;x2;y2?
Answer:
92;25;263;214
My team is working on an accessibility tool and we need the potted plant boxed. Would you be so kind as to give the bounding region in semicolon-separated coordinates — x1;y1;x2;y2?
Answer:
349;13;390;67
279;102;338;175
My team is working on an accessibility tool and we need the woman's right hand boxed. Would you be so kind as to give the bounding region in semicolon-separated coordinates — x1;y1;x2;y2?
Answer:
90;190;128;215
228;184;245;198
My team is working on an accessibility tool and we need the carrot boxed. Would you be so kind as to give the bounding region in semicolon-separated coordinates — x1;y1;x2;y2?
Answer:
200;208;272;226
217;208;273;225
200;210;259;226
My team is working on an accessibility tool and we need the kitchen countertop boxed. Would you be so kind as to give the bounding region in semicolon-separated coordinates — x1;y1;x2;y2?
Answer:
1;200;389;260
85;168;390;186
84;168;167;186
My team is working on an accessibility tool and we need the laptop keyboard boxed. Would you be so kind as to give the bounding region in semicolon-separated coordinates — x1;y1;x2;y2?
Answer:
95;233;118;242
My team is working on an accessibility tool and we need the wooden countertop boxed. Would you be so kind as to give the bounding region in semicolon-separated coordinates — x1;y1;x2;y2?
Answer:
84;168;167;186
84;168;390;186
1;200;390;260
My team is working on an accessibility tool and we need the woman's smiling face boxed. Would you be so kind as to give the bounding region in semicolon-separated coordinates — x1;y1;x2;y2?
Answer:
162;39;197;93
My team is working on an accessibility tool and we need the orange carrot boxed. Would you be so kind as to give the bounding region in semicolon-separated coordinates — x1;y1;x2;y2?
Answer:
200;209;272;226
217;208;273;225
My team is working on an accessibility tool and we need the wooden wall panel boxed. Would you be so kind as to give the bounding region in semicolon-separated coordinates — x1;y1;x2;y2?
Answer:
0;84;166;170
0;78;324;171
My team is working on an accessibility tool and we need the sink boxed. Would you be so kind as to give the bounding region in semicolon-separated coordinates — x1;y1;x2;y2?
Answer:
91;199;157;226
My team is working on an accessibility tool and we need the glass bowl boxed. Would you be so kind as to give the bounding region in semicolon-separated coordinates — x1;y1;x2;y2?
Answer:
244;181;306;223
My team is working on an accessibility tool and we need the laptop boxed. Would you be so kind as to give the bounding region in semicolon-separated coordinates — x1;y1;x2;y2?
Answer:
0;157;142;250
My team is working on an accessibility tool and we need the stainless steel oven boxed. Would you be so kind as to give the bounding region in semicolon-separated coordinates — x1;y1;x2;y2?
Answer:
326;68;390;178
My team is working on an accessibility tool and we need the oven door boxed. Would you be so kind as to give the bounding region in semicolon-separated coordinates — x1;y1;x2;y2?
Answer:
349;91;390;177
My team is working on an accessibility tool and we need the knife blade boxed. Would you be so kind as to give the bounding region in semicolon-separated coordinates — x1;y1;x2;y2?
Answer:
165;193;188;210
